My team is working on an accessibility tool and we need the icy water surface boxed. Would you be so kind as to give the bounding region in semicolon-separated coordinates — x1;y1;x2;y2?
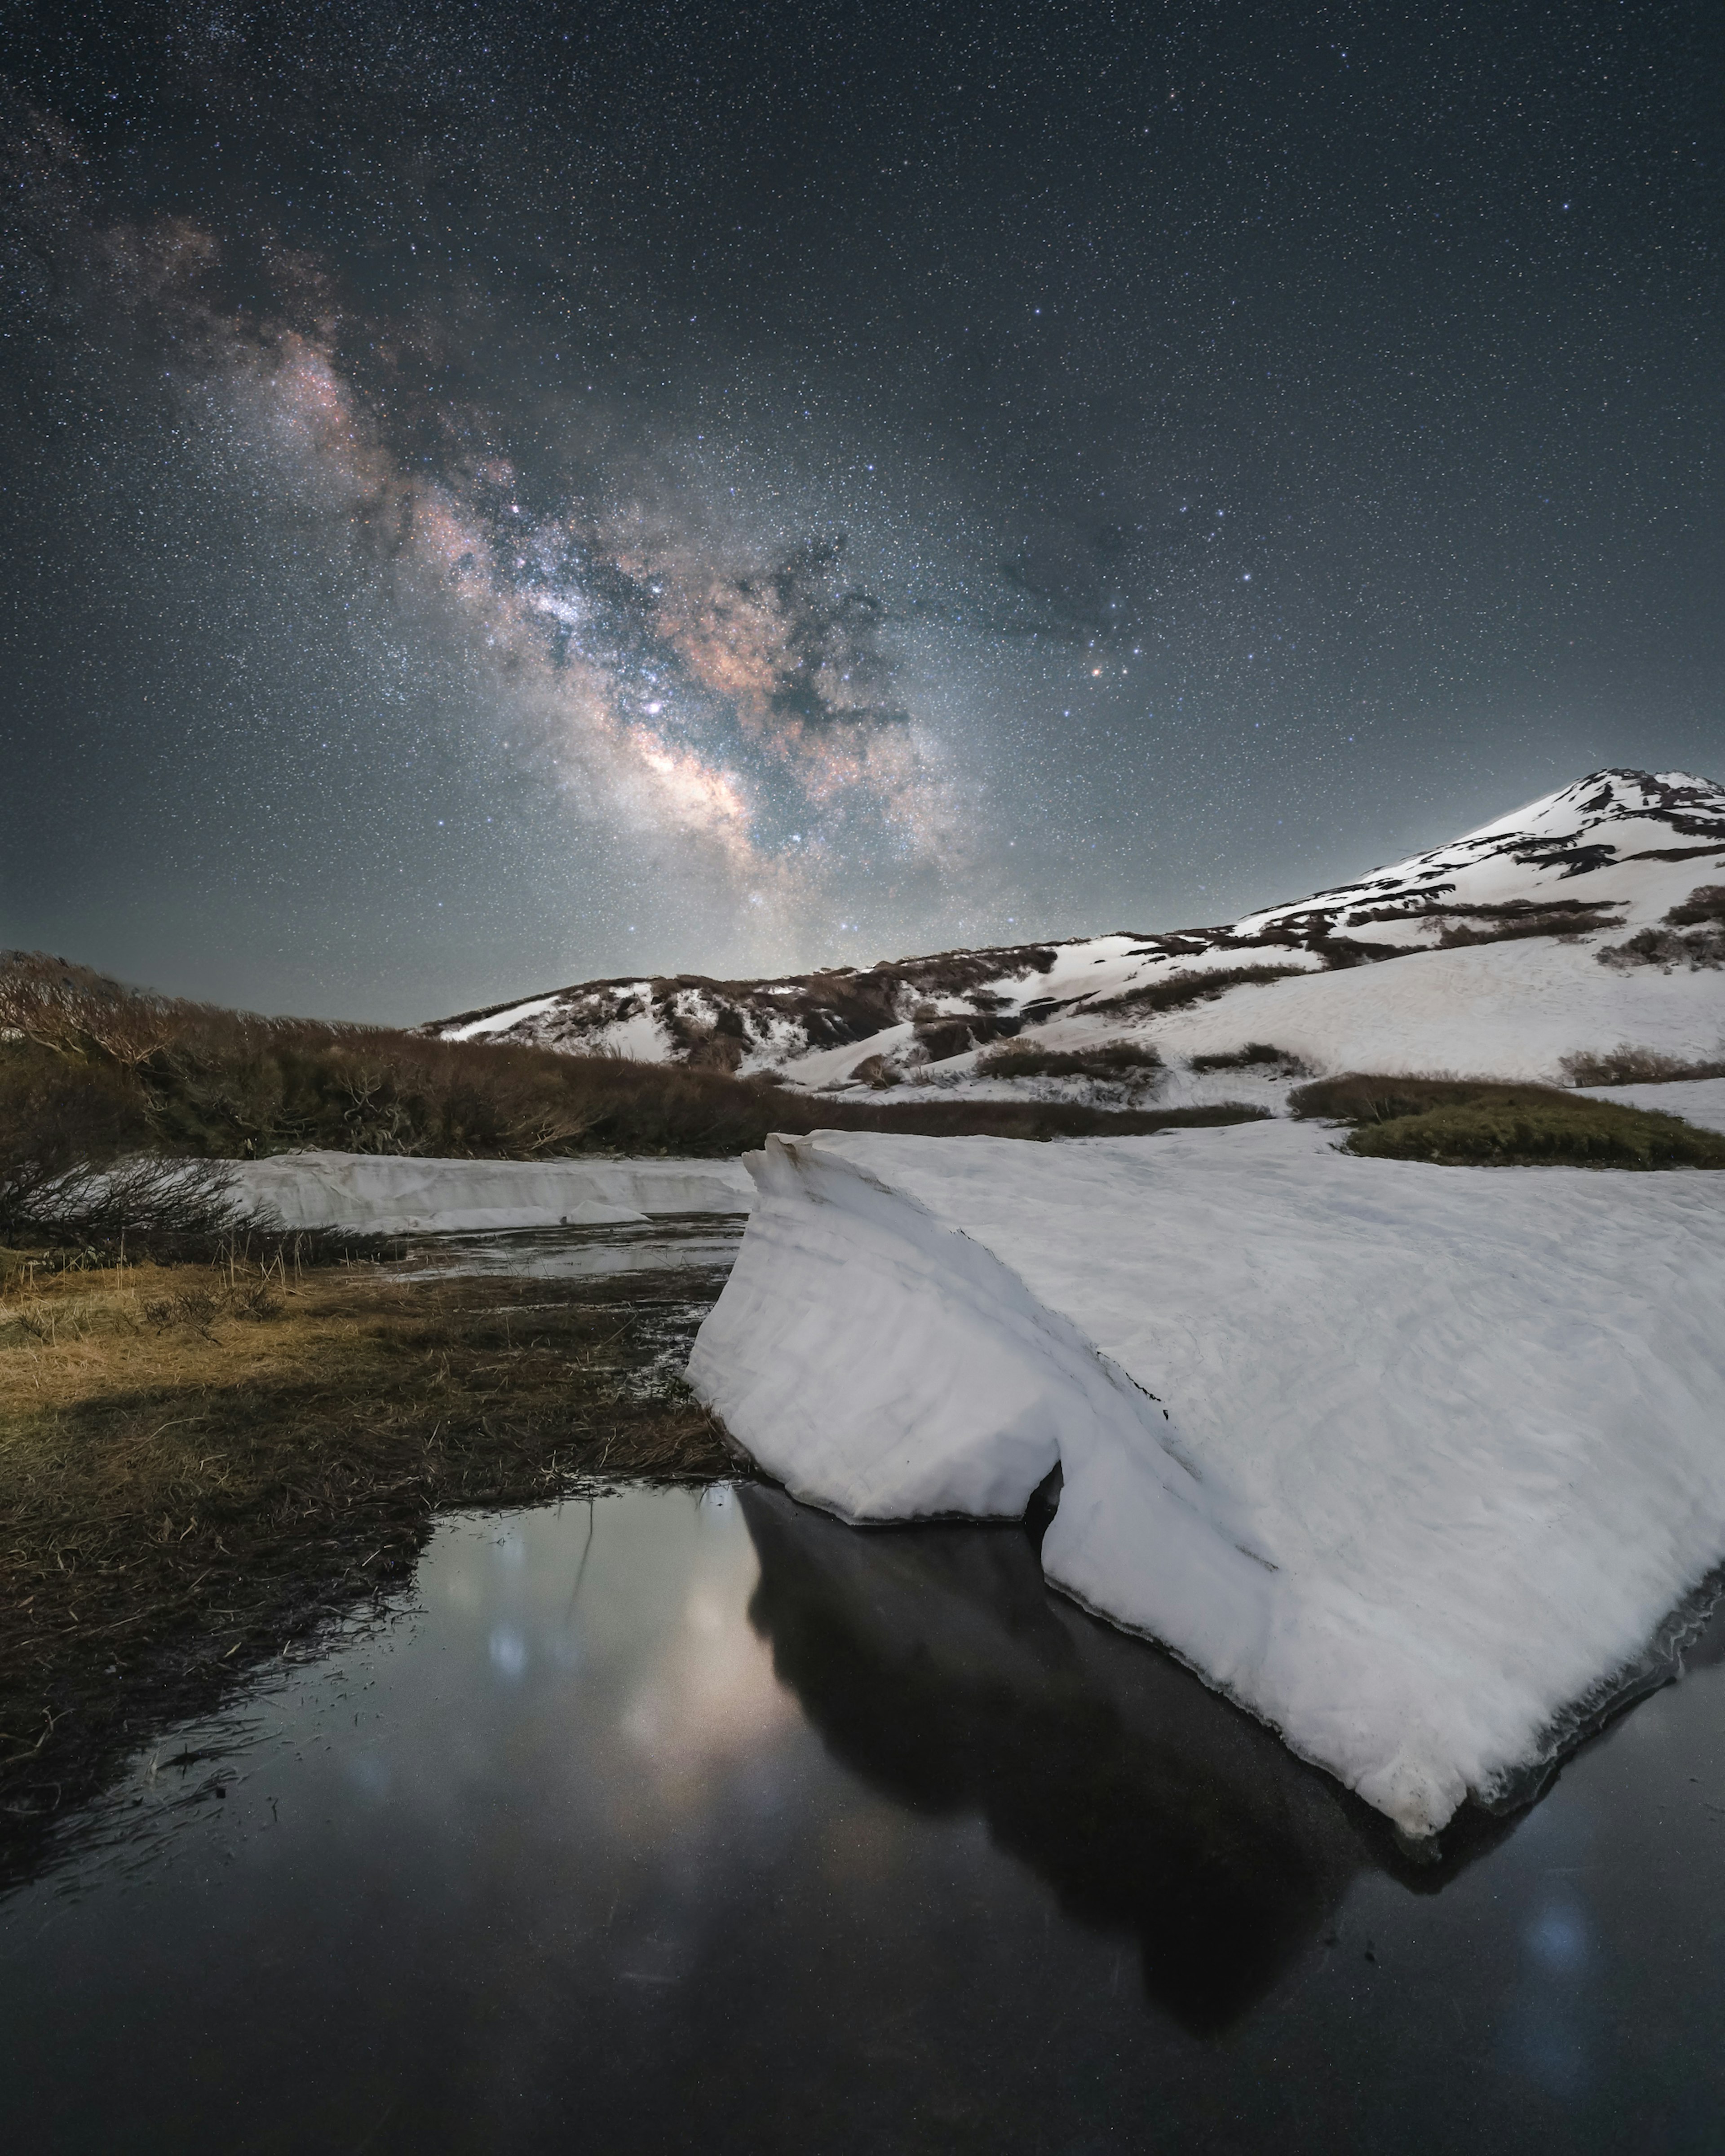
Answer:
3;1233;1724;2152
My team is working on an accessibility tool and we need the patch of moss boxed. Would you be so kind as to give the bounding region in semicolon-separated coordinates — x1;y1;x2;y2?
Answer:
1344;1095;1725;1170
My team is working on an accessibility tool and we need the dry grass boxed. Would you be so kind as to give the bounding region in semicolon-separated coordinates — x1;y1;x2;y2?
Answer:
1186;1043;1311;1076
0;1246;736;1859
1560;1045;1725;1086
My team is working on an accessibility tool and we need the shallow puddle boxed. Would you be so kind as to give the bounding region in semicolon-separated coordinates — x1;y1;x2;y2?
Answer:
3;1472;1723;2153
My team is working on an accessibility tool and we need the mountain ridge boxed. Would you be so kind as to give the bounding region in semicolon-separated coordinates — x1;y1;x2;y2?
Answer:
428;769;1725;1090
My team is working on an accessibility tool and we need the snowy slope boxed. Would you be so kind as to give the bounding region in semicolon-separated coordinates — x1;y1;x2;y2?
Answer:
689;1123;1725;1839
428;769;1725;1090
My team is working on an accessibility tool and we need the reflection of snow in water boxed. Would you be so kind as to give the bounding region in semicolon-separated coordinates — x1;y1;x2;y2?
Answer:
392;1214;746;1282
7;1483;1725;2149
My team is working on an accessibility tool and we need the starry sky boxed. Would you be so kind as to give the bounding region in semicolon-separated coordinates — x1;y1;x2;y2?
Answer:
1;1;1719;1021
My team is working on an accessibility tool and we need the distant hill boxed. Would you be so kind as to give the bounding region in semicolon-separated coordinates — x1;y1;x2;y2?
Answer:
427;770;1725;1089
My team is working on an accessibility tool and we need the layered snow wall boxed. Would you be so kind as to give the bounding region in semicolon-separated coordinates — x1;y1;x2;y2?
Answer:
232;1150;752;1235
688;1122;1725;1837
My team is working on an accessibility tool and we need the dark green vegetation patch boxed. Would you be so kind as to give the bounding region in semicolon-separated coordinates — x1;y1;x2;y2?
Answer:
1290;1074;1725;1170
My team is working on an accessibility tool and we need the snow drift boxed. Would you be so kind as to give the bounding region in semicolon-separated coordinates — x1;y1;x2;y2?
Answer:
689;1123;1725;1838
230;1150;752;1235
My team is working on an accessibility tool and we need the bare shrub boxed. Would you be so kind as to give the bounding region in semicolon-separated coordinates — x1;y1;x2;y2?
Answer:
1088;963;1308;1020
1596;924;1725;973
1663;885;1725;928
2;1155;248;1248
1187;1043;1311;1075
1344;898;1617;929
978;1039;1164;1085
1595;892;1725;973
0;951;188;1066
1437;913;1613;949
1561;1045;1725;1086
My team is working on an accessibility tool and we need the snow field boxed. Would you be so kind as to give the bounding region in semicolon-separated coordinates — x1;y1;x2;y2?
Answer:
689;1122;1725;1838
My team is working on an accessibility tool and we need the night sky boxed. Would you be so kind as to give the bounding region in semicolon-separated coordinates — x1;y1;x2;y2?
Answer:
2;2;1719;1021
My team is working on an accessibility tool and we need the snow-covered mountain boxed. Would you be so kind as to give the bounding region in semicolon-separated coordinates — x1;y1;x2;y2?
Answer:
430;769;1725;1090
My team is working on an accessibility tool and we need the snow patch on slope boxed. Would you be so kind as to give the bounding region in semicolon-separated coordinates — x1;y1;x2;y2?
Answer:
232;1150;752;1234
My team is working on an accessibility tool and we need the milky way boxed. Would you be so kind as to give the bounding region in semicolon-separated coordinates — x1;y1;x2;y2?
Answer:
1;4;1718;1018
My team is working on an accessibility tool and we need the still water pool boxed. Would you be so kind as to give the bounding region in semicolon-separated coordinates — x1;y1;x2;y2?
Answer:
2;1235;1722;2152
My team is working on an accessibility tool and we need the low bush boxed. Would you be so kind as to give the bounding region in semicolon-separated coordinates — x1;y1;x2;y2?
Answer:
1663;884;1725;929
1436;914;1607;949
1560;1045;1725;1086
1596;925;1725;973
1286;1074;1556;1124
1595;885;1725;973
976;1039;1164;1083
1089;963;1308;1019
1345;1097;1725;1170
0;956;1266;1225
1288;1071;1725;1169
1186;1043;1310;1075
